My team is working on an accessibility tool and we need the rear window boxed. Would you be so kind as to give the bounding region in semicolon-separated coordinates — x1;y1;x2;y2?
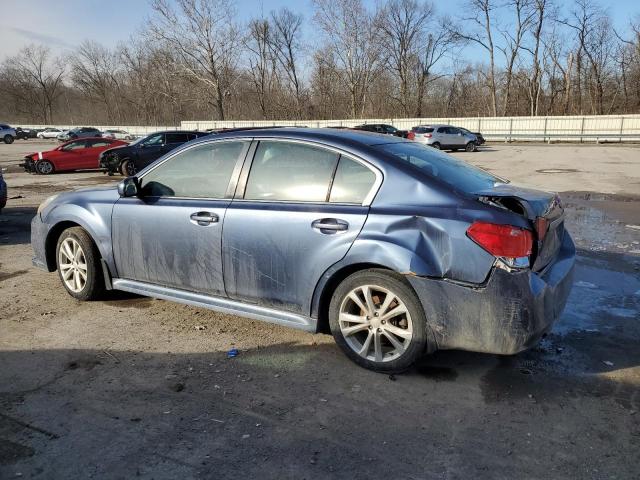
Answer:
377;142;499;193
412;127;434;134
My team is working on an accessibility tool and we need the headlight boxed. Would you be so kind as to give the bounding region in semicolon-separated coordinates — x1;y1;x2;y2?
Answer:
37;194;59;216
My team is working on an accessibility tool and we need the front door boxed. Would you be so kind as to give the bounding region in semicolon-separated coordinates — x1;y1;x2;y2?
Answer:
222;140;379;314
111;140;250;295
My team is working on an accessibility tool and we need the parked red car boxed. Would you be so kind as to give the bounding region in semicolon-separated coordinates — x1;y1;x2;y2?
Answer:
21;137;128;174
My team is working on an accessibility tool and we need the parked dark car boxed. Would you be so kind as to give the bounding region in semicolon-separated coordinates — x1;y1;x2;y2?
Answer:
58;127;102;142
0;171;6;211
100;130;211;176
353;124;408;138
32;128;575;373
15;127;40;140
459;127;486;145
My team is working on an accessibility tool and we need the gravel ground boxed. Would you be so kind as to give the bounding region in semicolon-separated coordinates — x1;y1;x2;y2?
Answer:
1;140;639;479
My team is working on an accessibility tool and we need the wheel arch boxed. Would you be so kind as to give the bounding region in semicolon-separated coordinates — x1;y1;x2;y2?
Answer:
312;262;394;334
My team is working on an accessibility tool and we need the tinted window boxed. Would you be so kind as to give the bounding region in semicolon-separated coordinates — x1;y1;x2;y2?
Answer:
166;133;189;143
330;157;377;204
63;141;86;150
377;142;499;193
141;133;164;147
140;141;247;198
88;139;111;147
245;141;339;202
413;127;434;134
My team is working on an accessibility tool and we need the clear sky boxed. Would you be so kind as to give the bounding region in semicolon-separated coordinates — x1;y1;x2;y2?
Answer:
0;0;638;62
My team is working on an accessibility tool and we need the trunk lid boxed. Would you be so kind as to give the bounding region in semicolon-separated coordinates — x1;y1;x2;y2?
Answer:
474;184;565;272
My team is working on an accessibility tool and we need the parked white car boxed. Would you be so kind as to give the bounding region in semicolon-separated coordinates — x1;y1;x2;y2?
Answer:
37;128;64;139
102;129;133;140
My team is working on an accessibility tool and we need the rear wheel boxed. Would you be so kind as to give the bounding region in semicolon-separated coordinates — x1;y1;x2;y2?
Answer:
3;135;14;144
329;269;429;373
36;160;54;175
56;227;105;301
430;142;441;150
465;141;477;152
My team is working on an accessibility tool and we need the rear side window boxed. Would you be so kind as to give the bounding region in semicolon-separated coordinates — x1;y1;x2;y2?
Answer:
413;127;434;134
377;142;498;193
140;141;247;198
330;157;377;204
88;140;111;147
244;141;339;202
166;133;189;143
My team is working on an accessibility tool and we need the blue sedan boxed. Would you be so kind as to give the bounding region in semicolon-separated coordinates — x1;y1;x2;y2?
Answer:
31;128;575;372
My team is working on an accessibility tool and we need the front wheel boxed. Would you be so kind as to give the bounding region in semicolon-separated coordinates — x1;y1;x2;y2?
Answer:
56;227;105;301
329;269;429;373
3;135;14;144
36;160;54;174
465;141;477;152
430;142;441;150
120;159;136;176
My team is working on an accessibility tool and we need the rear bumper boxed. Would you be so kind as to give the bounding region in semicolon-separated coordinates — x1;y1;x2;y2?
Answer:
408;233;576;355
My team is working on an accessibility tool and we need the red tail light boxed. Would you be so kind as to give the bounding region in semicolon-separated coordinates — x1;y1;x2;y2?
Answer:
408;132;415;140
535;217;549;241
424;133;432;138
467;222;533;258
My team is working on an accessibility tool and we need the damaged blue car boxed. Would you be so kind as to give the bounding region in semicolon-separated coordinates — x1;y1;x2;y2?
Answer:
31;128;575;372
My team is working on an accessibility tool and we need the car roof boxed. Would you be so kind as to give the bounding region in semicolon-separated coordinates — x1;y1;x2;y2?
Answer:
202;127;407;147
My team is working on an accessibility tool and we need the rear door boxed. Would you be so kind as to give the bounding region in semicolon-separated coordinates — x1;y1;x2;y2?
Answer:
81;139;113;168
222;139;380;314
112;140;250;295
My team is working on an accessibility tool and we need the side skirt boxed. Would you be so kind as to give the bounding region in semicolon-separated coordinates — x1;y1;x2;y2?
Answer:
111;278;316;332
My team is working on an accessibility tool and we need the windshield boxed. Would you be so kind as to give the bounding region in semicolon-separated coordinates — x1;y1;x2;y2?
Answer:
377;142;501;193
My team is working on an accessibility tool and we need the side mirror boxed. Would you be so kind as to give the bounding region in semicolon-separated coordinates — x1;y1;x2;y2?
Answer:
118;177;139;197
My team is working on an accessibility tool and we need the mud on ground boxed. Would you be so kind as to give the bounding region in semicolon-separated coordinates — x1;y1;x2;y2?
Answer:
1;141;639;479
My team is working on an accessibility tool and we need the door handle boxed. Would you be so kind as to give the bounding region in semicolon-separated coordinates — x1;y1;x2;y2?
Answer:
190;211;219;226
312;218;349;233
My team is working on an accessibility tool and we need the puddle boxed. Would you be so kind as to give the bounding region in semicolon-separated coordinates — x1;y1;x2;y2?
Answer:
561;191;640;255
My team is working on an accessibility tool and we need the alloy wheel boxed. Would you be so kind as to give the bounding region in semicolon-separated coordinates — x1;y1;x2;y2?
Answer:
338;284;413;363
58;238;88;293
37;161;53;174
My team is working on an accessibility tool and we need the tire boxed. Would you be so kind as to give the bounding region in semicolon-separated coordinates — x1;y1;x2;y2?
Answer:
120;159;136;176
465;141;477;152
328;269;429;373
4;135;14;144
430;142;441;150
36;160;55;175
56;227;105;301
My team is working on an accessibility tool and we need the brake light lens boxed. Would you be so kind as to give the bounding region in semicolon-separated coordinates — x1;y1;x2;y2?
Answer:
535;217;549;241
467;222;533;258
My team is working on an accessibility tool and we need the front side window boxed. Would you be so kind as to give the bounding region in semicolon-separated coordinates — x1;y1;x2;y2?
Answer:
377;142;499;193
329;157;377;204
63;141;86;150
140;141;247;198
141;133;164;147
244;141;339;202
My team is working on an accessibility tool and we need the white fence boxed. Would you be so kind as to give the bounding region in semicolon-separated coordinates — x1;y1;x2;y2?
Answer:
14;114;640;142
181;114;640;142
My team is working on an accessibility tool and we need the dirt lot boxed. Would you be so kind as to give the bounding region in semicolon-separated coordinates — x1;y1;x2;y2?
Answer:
1;140;639;479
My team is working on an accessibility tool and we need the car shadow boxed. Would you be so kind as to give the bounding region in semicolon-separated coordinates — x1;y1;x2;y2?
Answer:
0;206;37;246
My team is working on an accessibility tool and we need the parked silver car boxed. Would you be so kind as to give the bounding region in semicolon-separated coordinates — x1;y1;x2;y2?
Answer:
0;123;16;144
102;129;133;140
409;125;478;152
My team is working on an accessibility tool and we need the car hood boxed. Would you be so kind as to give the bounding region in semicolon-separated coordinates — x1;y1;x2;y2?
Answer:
101;144;131;156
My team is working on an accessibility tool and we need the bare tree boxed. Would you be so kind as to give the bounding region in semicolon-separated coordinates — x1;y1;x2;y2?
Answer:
245;18;276;119
0;45;64;123
148;0;241;120
269;8;305;118
452;0;499;116
313;0;384;118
